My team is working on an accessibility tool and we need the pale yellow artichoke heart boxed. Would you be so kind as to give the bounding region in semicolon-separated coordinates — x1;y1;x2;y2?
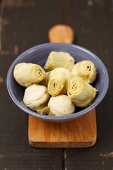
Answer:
48;95;75;116
23;84;50;110
48;67;71;96
67;76;97;107
71;60;97;84
40;71;50;86
48;75;66;96
44;51;75;71
49;67;70;80
36;106;50;115
14;63;46;87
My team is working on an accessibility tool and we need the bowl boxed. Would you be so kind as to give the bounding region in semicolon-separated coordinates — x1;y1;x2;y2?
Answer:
6;43;109;121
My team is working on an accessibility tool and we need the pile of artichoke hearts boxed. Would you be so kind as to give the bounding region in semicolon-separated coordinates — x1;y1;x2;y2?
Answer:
13;51;97;116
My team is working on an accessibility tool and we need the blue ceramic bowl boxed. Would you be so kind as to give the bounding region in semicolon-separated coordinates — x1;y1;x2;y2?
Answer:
7;43;109;121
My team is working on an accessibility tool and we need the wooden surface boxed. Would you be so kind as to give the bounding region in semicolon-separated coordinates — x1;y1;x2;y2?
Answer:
48;24;74;43
29;19;97;148
29;109;96;148
0;0;113;169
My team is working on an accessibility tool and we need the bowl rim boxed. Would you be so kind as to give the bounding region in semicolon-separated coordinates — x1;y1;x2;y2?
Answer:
6;43;109;121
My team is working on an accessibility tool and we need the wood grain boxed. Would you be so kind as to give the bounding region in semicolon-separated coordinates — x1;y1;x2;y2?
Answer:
28;22;97;148
28;109;97;148
48;24;74;43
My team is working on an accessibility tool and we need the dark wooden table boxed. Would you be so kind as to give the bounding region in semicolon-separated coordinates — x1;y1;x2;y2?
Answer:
0;0;113;169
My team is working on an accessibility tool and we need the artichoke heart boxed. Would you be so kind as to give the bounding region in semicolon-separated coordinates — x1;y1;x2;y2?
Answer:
40;71;50;86
71;60;97;84
23;84;50;110
49;67;70;80
36;106;50;115
44;51;75;71
48;76;66;96
14;63;46;87
67;76;97;107
48;67;70;96
48;95;75;116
